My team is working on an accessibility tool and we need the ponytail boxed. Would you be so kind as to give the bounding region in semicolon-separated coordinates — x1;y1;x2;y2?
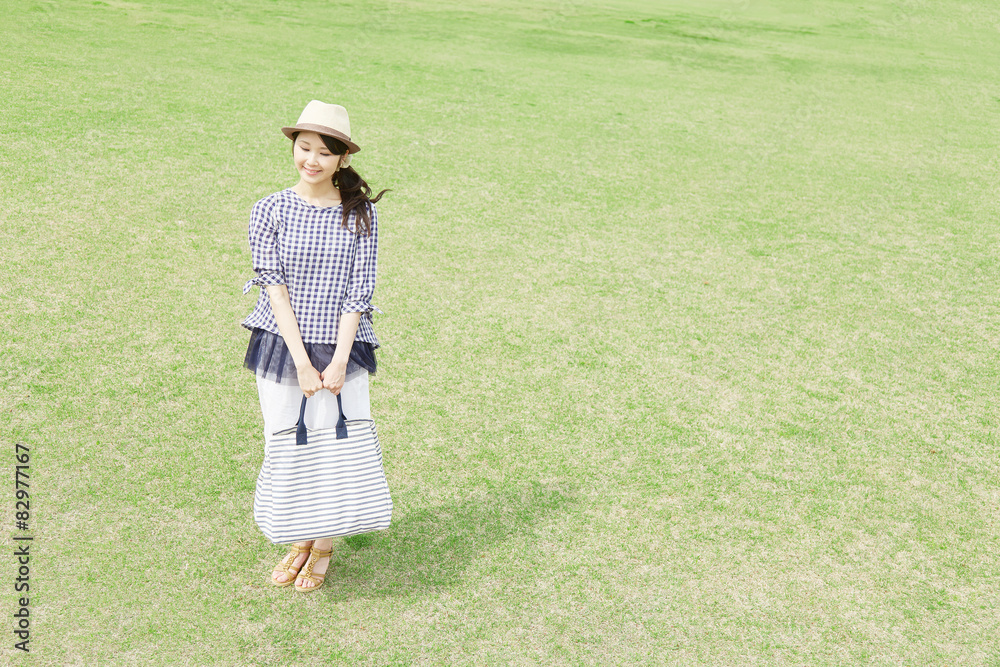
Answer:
334;165;388;237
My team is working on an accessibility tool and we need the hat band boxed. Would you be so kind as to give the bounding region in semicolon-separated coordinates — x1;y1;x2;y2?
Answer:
293;123;353;146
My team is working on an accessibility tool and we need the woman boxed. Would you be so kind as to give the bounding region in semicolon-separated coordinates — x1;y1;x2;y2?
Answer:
242;100;388;592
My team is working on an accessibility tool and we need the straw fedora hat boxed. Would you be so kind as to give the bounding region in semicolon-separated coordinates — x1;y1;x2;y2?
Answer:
281;100;361;155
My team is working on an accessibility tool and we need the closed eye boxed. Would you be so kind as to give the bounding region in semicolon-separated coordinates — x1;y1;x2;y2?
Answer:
301;147;331;156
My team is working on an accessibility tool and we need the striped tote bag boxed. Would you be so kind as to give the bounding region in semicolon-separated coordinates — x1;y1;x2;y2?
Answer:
254;394;393;544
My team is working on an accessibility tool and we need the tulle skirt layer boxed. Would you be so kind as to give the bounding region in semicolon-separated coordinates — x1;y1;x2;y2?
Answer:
244;327;377;387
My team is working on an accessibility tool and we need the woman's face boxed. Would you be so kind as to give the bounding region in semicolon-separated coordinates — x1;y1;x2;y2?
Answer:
293;132;345;186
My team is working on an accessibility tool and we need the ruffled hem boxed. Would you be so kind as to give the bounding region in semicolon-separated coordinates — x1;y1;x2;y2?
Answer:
244;328;377;386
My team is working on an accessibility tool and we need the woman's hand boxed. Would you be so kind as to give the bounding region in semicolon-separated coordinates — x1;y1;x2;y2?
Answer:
323;312;361;396
321;358;348;395
297;364;324;397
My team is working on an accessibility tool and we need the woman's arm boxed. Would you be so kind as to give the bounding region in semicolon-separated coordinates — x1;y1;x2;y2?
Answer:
324;204;379;395
321;312;361;395
264;284;323;397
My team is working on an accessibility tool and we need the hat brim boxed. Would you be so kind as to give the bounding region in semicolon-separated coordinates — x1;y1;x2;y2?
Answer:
281;123;361;154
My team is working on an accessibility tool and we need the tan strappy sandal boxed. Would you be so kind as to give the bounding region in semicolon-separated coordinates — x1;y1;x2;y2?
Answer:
294;546;333;593
270;543;312;587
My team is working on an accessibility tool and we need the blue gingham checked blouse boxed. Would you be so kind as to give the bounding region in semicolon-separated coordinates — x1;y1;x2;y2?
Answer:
242;189;380;347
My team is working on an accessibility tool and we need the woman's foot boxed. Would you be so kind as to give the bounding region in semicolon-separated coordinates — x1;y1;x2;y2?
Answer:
295;539;333;593
271;541;313;586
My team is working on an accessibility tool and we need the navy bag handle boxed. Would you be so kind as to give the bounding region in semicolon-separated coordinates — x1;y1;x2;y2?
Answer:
295;393;349;445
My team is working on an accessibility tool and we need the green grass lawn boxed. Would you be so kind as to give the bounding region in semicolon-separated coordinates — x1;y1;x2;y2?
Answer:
3;0;999;664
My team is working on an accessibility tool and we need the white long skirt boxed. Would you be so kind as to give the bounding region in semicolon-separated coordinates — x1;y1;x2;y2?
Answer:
256;369;371;447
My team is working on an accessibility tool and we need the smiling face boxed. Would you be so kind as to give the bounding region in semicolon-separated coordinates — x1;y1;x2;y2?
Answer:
293;131;347;186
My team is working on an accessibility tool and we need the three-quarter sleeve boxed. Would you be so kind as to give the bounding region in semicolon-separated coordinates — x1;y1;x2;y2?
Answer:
342;203;379;313
242;198;286;294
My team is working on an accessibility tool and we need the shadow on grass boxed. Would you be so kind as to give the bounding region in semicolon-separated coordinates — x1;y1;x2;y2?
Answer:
327;481;578;599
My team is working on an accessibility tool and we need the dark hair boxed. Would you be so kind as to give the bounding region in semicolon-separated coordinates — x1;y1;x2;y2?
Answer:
292;132;389;236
